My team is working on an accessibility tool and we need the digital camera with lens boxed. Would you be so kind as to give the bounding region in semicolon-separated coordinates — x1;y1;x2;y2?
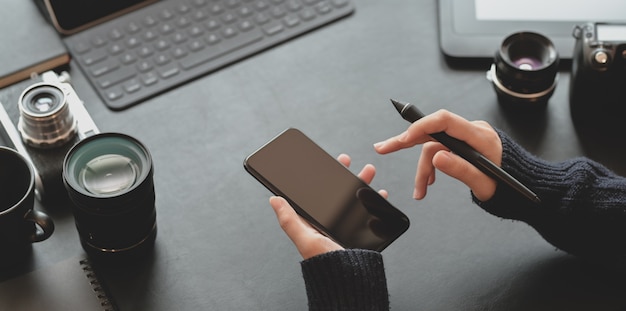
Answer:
570;22;626;133
0;71;99;203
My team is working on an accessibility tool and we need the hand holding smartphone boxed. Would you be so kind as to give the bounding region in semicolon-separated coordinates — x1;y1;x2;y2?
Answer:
244;128;410;252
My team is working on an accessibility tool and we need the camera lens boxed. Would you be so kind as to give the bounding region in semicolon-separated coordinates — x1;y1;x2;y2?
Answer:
63;133;156;260
487;32;559;109
18;83;77;148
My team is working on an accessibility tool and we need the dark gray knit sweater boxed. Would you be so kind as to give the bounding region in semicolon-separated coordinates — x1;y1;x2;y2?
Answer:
300;129;626;310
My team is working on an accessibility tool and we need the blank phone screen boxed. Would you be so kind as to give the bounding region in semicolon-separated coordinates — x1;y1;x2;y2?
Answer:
245;128;410;251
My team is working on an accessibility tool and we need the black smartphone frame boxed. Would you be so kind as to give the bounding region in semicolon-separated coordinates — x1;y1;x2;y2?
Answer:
34;0;157;35
244;128;410;252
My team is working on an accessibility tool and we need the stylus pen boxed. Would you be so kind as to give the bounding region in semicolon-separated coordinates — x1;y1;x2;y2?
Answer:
390;99;541;204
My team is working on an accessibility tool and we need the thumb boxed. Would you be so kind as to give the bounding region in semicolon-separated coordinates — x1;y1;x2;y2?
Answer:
269;196;309;242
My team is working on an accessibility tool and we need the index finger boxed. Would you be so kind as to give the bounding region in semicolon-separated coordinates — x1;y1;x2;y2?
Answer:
374;109;499;158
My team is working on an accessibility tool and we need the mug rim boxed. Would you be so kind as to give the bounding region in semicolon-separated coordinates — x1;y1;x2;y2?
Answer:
0;146;35;216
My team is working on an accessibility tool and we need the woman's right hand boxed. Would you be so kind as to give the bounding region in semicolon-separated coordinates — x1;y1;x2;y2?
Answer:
374;109;502;202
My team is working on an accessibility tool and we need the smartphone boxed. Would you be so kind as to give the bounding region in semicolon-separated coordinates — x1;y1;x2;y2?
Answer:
244;128;410;251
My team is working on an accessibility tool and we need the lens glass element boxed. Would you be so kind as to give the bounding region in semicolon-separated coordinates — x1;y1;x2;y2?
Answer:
21;84;64;116
512;57;542;70
31;93;58;113
79;154;139;195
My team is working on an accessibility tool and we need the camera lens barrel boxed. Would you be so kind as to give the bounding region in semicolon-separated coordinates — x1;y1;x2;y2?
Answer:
488;32;559;109
18;83;77;148
63;133;156;260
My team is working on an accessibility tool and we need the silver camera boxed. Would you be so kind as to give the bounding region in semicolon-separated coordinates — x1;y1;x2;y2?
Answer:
0;71;99;203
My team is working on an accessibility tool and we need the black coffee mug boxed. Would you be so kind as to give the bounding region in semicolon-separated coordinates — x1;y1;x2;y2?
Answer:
0;147;54;266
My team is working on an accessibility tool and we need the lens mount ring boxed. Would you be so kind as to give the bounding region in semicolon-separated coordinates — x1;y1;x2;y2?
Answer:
488;64;558;100
81;222;157;254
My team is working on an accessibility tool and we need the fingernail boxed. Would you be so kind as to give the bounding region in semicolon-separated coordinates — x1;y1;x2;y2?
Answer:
412;189;420;200
373;141;385;149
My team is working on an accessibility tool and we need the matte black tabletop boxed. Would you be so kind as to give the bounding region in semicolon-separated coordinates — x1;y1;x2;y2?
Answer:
2;1;626;310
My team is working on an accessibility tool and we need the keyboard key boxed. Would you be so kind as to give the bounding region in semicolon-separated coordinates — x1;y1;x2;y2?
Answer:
143;30;159;41
120;52;137;65
141;72;158;86
109;43;125;55
105;88;124;101
97;65;136;88
172;33;187;44
172;47;188;59
188;39;205;52
125;22;142;34
284;16;300;28
91;59;120;77
154;54;171;66
137;46;154;58
188;26;204;37
262;22;283;35
123;79;142;93
91;36;108;47
137;60;154;72
73;42;91;54
158;65;180;79
109;28;125;40
82;49;108;66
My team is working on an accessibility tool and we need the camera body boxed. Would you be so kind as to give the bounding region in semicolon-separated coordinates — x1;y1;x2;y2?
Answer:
0;71;99;203
570;22;626;132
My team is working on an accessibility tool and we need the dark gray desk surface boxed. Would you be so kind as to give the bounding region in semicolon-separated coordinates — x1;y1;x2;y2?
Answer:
3;1;626;310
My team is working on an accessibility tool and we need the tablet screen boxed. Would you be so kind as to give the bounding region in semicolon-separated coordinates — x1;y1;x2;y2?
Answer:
475;0;626;22
439;0;626;59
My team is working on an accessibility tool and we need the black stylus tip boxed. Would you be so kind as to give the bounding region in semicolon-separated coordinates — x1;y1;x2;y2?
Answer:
390;99;406;113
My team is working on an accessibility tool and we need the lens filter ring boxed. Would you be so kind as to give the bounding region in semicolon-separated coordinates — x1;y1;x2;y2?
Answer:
63;133;154;212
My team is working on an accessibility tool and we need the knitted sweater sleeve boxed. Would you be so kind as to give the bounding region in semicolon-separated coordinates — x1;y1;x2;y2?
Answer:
475;129;626;270
300;249;389;311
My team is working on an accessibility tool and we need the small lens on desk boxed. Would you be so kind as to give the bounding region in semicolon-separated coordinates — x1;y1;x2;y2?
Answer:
487;32;559;109
63;133;157;261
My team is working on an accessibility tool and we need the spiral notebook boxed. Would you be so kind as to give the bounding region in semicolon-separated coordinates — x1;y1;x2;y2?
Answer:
0;256;117;311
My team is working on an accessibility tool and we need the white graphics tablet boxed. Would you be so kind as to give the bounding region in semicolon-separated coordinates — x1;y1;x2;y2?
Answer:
438;0;626;59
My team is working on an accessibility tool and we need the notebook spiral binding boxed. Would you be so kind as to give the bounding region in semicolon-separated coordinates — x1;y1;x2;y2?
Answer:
79;258;119;311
